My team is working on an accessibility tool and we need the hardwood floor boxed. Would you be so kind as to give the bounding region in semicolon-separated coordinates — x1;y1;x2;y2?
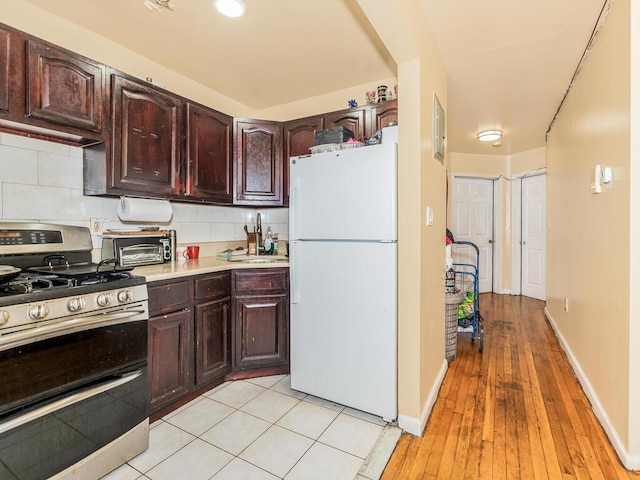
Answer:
382;294;640;479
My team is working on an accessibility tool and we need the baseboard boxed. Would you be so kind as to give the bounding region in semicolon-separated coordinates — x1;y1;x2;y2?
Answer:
397;359;448;436
493;288;511;295
544;308;640;470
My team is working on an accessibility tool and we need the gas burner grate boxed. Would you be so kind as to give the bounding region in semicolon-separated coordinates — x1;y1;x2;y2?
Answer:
78;271;134;286
0;274;75;295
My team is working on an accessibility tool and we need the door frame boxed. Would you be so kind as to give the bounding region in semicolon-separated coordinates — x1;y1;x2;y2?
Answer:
450;173;503;294
510;169;547;295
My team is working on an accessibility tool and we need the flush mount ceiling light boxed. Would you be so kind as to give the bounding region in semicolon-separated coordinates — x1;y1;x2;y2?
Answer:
143;0;174;12
214;0;246;18
477;130;502;142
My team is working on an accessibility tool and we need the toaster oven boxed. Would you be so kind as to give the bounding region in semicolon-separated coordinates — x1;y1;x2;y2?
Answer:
101;231;175;266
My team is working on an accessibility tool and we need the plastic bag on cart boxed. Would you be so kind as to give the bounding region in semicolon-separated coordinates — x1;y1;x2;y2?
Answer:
458;291;475;328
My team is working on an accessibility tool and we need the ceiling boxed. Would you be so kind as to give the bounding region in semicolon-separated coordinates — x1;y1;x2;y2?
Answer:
23;0;606;155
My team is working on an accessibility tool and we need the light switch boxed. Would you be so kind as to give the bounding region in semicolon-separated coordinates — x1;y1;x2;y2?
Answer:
425;206;434;226
591;165;602;194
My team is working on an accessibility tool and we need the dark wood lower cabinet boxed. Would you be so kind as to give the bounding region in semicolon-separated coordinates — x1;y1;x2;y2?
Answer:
148;309;192;412
147;268;289;416
195;298;231;386
232;268;290;371
234;293;288;370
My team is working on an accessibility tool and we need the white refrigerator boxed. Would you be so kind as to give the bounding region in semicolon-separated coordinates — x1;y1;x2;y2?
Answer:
289;142;397;421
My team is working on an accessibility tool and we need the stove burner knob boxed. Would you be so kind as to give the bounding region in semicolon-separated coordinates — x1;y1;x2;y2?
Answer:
0;310;8;326
117;290;132;303
28;304;49;320
67;297;87;312
97;293;113;307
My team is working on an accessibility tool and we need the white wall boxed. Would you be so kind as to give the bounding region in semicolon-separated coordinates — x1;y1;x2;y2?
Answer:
0;133;288;249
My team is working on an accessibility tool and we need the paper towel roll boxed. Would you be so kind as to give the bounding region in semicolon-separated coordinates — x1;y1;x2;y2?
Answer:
117;197;173;223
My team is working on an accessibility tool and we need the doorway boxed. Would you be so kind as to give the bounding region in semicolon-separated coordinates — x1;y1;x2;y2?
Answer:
521;174;546;299
451;177;495;293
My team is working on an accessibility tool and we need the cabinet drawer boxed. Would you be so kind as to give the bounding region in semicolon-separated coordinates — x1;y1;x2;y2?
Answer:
148;279;191;316
194;272;231;301
232;268;288;294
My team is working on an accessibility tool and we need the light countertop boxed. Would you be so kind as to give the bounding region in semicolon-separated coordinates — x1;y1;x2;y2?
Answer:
132;255;289;283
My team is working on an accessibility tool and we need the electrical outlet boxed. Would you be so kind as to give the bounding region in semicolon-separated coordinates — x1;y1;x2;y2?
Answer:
90;218;102;234
564;298;569;312
90;218;110;234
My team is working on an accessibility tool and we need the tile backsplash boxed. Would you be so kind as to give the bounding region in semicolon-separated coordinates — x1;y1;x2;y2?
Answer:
0;133;289;249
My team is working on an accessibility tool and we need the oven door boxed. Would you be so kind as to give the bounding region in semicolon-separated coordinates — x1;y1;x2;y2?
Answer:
0;308;148;480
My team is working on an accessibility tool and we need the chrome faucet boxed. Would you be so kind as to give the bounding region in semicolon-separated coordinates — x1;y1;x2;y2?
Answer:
255;213;262;256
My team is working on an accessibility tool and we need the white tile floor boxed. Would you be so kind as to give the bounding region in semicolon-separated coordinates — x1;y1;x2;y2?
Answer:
101;375;400;480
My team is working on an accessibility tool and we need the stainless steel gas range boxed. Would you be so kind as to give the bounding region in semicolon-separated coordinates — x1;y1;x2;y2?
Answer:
0;223;149;480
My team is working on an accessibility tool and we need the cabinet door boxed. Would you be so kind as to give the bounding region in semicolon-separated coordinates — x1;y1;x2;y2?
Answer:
148;309;192;412
186;103;233;204
368;99;397;137
0;28;10;114
282;115;324;207
111;75;181;196
324;107;367;141
234;119;283;206
26;40;104;132
233;293;288;370
195;298;231;385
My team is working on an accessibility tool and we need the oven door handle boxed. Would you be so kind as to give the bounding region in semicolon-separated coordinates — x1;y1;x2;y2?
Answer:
0;307;147;352
0;369;144;435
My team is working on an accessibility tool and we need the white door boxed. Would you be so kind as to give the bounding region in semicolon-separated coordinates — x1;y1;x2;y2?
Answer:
452;177;494;293
521;175;546;300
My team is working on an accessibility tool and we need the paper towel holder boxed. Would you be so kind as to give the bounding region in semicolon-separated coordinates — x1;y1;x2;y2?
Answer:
117;196;173;223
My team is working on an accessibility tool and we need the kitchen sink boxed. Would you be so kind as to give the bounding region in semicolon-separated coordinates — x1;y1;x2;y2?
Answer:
226;255;288;264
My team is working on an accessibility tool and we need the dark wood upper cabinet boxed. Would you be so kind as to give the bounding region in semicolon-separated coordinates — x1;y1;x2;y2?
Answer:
0;29;10;114
185;102;233;204
234;119;283;206
282;114;324;207
26;40;104;133
368;99;397;137
325;107;368;141
110;74;181;196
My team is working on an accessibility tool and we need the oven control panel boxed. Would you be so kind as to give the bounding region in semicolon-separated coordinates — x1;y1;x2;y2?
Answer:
0;223;92;253
0;230;62;246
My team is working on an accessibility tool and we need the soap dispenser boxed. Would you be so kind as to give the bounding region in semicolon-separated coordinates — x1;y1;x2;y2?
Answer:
264;226;274;255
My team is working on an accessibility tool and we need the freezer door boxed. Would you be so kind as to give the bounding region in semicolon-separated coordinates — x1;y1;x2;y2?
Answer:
289;240;397;420
289;143;397;241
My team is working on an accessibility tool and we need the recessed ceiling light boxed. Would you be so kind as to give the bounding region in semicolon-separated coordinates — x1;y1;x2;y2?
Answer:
477;130;502;142
214;0;246;18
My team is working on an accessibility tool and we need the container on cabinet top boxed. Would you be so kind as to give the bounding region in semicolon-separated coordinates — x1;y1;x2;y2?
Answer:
314;126;354;145
381;125;398;144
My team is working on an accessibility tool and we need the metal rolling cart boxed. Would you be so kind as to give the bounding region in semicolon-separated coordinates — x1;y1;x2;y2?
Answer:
451;240;484;352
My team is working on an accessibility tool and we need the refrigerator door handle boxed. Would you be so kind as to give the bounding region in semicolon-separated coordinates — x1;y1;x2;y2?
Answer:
289;241;299;304
290;183;298;241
